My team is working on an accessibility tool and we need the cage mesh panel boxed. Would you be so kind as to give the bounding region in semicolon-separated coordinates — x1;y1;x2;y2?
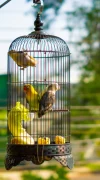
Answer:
7;33;70;145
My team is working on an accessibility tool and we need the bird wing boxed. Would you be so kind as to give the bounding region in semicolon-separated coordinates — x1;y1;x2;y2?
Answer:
38;91;55;117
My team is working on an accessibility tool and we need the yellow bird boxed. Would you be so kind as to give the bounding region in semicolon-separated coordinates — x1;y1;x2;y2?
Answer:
8;50;38;70
8;102;34;145
24;84;40;111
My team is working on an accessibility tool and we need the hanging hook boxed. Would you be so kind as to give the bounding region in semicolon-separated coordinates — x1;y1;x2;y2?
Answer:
33;0;44;15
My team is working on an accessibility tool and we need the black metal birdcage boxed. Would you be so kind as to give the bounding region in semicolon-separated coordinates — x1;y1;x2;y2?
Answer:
5;0;74;170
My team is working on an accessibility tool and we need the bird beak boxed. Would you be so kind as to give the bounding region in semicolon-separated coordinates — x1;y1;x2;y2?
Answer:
24;86;27;91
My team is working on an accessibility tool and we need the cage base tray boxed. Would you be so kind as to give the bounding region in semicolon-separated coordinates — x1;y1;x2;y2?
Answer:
5;143;73;170
54;154;74;169
4;155;52;170
5;155;24;170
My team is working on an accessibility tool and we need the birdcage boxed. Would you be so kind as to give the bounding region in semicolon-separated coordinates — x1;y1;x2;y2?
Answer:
5;0;74;170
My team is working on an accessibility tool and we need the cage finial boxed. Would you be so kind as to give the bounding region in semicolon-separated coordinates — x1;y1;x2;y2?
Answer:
33;0;44;31
34;13;43;31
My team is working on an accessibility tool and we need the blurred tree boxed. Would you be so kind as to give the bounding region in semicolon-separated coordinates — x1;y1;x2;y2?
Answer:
22;165;69;180
69;0;100;105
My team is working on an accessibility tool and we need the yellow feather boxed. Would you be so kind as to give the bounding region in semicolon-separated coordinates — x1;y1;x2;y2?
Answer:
24;84;40;111
8;102;34;144
8;50;38;69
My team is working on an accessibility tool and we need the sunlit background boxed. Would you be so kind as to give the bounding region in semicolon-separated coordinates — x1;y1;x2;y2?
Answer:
0;0;100;180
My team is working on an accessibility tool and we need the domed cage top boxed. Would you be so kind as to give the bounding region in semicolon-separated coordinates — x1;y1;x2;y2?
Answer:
5;13;74;170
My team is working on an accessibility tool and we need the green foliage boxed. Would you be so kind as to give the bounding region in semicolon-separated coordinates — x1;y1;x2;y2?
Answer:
94;140;100;157
0;129;7;136
0;110;7;120
70;1;100;106
87;163;100;172
22;172;43;180
0;110;7;136
71;108;92;117
0;137;7;168
0;137;7;147
22;165;69;180
43;165;69;180
78;152;85;161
